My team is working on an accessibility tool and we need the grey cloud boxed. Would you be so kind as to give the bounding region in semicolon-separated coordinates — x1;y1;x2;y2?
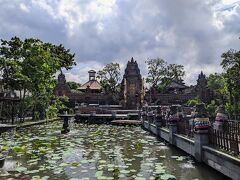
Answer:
0;0;239;85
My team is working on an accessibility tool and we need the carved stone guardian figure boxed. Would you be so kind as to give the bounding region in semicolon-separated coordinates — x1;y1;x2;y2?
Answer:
213;104;228;131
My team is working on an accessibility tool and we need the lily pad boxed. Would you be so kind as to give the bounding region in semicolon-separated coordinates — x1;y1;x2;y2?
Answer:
160;174;176;180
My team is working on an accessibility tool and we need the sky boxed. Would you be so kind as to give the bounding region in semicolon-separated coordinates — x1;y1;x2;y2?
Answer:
0;0;239;85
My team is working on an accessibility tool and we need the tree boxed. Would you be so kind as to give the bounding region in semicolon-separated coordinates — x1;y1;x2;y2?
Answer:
0;36;75;121
145;58;167;87
97;63;121;100
67;81;81;90
166;64;185;81
221;49;240;119
186;97;201;107
207;73;228;104
145;58;185;92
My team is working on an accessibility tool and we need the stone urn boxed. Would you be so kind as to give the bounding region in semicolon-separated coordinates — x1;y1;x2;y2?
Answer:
193;103;210;131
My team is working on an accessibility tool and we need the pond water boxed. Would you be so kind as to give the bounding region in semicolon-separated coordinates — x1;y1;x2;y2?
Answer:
0;121;227;180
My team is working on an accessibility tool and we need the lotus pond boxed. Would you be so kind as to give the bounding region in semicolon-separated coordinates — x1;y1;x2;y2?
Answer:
0;121;226;180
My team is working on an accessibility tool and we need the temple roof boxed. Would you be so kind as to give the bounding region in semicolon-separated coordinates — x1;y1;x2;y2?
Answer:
166;80;187;89
88;70;96;73
78;80;101;90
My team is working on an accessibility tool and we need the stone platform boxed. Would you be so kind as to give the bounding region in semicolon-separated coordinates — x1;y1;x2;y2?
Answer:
111;120;141;126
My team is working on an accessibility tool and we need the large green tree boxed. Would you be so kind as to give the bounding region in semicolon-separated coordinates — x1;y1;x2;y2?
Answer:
145;58;167;87
208;73;228;103
67;81;81;90
221;49;240;118
166;64;185;81
97;63;121;100
0;36;75;121
145;58;185;92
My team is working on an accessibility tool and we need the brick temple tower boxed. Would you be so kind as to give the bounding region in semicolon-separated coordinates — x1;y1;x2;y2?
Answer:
121;58;144;109
196;71;212;103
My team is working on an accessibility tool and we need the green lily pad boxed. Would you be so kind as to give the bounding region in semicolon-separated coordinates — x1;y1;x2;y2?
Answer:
95;171;103;177
16;166;27;173
160;174;176;180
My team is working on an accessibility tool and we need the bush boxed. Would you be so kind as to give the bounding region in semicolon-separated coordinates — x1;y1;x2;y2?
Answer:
206;100;217;118
186;97;201;107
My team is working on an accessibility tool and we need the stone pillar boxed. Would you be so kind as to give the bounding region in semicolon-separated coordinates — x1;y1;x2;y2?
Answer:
168;105;180;145
169;123;177;145
193;103;210;162
112;111;116;120
142;107;147;122
89;111;96;123
61;116;70;134
194;129;209;162
155;115;162;127
155;113;162;137
147;111;154;130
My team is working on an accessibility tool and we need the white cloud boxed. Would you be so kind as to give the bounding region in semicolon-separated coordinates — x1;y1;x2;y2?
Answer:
19;3;29;13
0;0;239;85
96;22;104;34
30;0;116;36
87;0;116;18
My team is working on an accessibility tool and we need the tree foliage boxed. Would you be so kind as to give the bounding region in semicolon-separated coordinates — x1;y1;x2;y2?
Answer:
146;58;185;91
166;64;185;81
220;49;240;118
97;63;121;99
67;81;81;90
145;58;167;87
186;97;201;107
0;36;75;121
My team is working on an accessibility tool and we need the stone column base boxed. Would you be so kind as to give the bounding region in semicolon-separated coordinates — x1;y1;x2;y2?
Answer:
194;130;209;162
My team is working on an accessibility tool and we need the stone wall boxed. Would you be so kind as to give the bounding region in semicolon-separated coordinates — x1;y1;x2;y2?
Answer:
145;92;196;105
203;146;240;180
142;121;240;180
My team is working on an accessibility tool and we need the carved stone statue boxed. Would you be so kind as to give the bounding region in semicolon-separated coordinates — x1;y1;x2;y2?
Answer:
215;105;228;123
213;104;228;131
168;105;183;124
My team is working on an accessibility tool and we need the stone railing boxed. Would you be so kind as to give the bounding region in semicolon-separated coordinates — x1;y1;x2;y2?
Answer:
142;120;240;180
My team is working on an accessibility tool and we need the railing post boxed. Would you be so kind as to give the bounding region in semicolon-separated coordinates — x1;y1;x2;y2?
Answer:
155;114;162;135
168;105;181;145
112;111;116;120
169;123;177;145
147;111;153;130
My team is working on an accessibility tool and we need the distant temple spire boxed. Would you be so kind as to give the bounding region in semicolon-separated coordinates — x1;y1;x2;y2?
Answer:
131;57;134;62
58;72;66;84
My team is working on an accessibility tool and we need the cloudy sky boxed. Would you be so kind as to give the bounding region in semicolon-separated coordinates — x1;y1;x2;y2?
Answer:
0;0;239;85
